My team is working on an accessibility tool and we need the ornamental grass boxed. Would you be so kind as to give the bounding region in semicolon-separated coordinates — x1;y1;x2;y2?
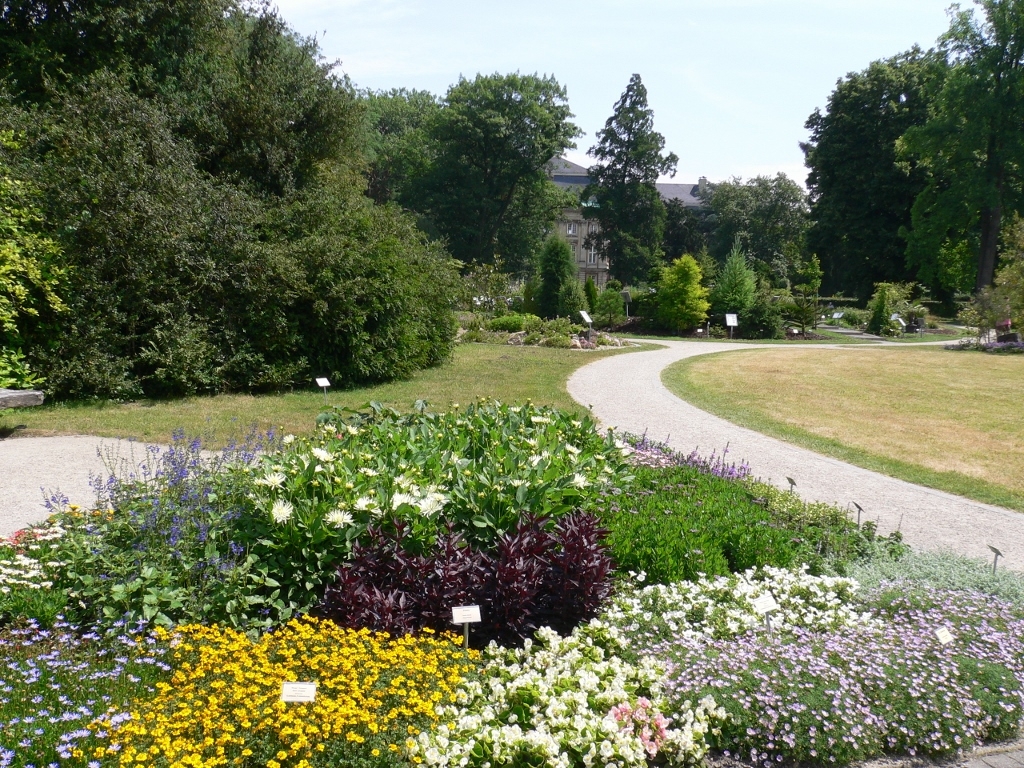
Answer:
97;617;478;768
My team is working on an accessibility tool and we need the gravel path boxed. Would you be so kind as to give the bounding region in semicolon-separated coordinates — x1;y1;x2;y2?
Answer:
568;339;1024;571
0;435;143;538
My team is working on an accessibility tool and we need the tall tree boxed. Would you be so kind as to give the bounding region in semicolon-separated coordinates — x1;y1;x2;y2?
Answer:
703;174;809;286
901;0;1024;291
413;72;580;274
537;236;575;319
662;198;708;262
362;88;438;206
803;49;942;301
584;74;678;286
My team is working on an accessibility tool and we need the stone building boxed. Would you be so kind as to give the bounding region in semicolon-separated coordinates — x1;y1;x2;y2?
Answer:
547;157;707;288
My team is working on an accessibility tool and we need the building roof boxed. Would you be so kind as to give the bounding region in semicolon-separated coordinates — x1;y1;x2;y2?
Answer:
546;157;706;209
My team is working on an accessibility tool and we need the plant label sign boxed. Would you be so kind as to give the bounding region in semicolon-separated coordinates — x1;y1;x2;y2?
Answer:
281;682;317;702
452;605;481;624
751;594;779;615
832;312;844;320
579;310;593;325
935;627;955;646
315;377;331;388
725;314;739;327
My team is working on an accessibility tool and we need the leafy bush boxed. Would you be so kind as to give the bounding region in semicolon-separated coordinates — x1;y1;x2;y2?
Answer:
0;347;44;389
538;333;572;348
848;548;1024;602
598;466;812;583
318;511;614;646
486;313;540;333
556;275;588;318
866;282;913;336
654;255;710;333
742;288;784;339
538;236;575;318
594;287;626;328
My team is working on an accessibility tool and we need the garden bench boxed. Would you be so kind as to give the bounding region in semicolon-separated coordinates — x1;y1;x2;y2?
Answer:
0;388;44;409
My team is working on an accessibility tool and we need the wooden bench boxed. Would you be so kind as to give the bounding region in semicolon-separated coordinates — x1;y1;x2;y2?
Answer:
0;388;44;408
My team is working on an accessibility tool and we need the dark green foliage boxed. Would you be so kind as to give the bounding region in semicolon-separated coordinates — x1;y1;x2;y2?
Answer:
781;255;824;334
599;465;895;585
803;49;940;301
409;73;580;274
584;276;598;312
704;174;808;283
1;4;458;399
363;88;439;205
662;198;708;262
709;243;756;322
538;237;575;318
901;1;1024;291
742;288;784;339
486;313;542;333
557;276;587;319
593;288;625;329
585;74;678;285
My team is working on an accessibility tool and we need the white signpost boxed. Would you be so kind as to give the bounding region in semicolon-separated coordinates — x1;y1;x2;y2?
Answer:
751;593;779;638
452;605;482;649
579;310;592;326
281;682;317;702
989;544;1004;575
832;312;844;320
725;313;738;339
935;627;955;646
315;377;331;405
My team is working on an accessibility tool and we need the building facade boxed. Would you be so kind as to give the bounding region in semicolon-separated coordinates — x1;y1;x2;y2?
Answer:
547;157;707;288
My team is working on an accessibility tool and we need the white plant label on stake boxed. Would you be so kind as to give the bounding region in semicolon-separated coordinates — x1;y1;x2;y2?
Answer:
452;605;481;624
281;682;317;702
315;377;331;388
579;310;593;325
935;627;955;646
725;314;739;327
832;312;844;319
751;593;779;615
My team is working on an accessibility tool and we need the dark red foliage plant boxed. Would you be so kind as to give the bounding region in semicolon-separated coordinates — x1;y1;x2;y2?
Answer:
315;511;615;647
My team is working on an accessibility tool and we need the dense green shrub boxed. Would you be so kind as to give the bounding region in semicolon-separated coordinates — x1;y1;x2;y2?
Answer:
709;242;756;323
538;236;575;318
486;313;542;333
584;276;598;312
557;276;588;318
654;255;710;333
742;288;784;339
594;287;626;328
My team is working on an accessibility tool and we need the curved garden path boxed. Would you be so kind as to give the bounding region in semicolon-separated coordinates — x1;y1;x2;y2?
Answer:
568;339;1024;571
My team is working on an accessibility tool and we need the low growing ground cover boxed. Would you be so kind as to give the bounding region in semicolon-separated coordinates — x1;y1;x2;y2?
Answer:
663;346;1024;510
1;402;1023;768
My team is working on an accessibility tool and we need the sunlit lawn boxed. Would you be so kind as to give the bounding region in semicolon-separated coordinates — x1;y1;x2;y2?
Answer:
2;343;642;447
663;346;1024;510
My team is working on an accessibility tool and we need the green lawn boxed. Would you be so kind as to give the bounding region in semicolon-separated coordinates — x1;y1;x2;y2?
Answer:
1;343;642;447
663;346;1024;511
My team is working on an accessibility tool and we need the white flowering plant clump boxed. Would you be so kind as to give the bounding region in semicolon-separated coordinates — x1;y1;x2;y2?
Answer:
405;621;727;768
601;566;872;652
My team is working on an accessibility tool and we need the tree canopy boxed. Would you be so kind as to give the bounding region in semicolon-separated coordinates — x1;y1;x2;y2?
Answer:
584;74;678;286
803;49;942;301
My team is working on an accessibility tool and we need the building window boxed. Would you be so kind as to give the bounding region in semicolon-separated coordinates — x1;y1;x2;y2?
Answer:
588;222;598;234
566;221;578;236
587;246;597;264
568;243;576;258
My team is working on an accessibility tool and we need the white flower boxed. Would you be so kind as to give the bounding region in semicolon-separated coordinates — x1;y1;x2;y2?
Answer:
392;492;417;509
282;434;295;444
530;415;551;424
312;447;334;463
360;467;379;477
564;444;581;455
270;499;294;524
570;473;589;489
417;492;447;517
325;509;353;528
354;496;375;511
255;471;286;489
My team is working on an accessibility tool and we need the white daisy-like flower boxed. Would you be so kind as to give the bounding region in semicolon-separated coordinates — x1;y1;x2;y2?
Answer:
564;444;581;455
312;447;334;463
325;509;353;528
282;434;295;445
392;492;417;509
255;471;287;489
417;492;447;517
270;499;294;524
354;496;375;511
530;415;551;424
359;467;379;477
570;473;589;489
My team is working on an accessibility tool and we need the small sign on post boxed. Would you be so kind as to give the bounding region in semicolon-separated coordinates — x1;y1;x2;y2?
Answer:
315;377;331;405
579;310;592;326
725;313;738;340
452;605;482;650
751;593;779;637
852;501;863;528
281;682;317;702
832;312;844;320
988;544;1004;575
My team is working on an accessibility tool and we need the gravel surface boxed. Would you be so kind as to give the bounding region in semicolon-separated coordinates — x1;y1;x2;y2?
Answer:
568;339;1024;572
0;435;143;538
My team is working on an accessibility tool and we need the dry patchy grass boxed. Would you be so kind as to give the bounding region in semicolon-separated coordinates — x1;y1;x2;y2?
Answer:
664;346;1024;505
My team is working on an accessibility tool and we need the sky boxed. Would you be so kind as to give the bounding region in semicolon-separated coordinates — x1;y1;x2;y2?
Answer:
273;0;958;186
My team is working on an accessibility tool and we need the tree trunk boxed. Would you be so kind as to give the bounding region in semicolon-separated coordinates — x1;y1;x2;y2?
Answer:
977;204;1001;290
